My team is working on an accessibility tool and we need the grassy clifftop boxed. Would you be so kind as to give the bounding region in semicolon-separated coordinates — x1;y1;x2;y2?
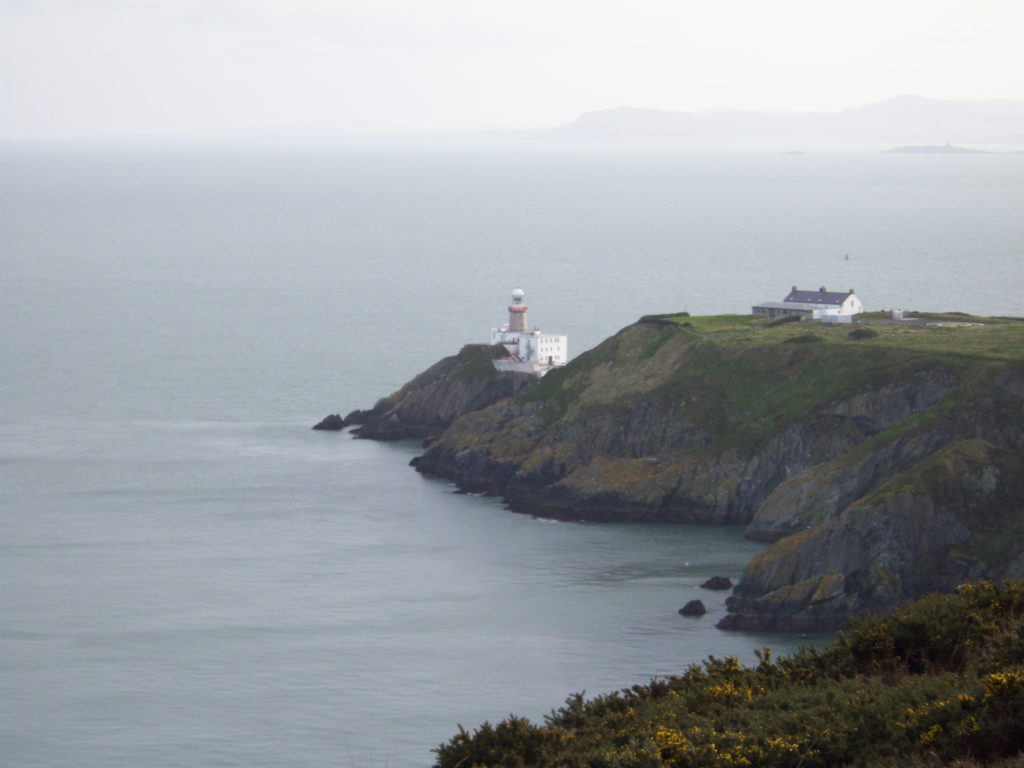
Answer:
524;313;1020;433
523;312;1024;435
639;311;1024;357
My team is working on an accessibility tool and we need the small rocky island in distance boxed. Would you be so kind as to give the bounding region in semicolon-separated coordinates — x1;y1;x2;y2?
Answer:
327;308;1024;636
884;143;992;153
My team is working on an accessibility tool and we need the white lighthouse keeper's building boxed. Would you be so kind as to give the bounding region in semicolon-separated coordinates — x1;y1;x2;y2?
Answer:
490;288;568;376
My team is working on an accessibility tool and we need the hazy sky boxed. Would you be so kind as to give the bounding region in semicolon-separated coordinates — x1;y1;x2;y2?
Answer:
2;0;1022;139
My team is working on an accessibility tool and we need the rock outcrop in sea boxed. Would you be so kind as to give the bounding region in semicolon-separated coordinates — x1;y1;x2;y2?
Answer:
345;313;1024;630
701;576;733;590
678;600;707;616
312;414;346;430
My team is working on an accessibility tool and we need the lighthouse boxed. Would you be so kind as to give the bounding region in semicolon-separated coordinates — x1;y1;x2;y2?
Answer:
508;288;529;332
490;288;568;376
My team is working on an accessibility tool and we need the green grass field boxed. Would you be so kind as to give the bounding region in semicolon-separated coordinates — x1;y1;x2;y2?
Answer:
642;312;1024;361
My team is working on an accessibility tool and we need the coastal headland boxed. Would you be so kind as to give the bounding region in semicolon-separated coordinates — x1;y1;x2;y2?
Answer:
338;312;1024;632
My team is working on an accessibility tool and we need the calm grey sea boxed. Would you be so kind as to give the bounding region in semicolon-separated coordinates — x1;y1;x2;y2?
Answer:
2;141;1022;767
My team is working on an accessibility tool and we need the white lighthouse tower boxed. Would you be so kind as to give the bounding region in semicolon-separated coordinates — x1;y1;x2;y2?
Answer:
490;288;568;376
507;288;529;332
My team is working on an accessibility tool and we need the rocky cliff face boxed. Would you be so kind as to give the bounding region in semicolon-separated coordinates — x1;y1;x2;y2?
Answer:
344;344;537;440
407;315;1024;629
721;440;1024;631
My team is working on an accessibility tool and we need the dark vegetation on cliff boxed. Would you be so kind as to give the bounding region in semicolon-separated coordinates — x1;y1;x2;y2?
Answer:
343;344;537;440
409;313;1024;630
434;581;1024;768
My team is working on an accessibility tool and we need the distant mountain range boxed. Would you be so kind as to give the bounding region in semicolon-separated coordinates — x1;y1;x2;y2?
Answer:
545;96;1024;145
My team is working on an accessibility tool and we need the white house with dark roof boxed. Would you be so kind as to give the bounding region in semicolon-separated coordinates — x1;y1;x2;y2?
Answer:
752;286;863;322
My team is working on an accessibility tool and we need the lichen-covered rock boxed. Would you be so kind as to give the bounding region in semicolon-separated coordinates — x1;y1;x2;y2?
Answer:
719;440;1024;631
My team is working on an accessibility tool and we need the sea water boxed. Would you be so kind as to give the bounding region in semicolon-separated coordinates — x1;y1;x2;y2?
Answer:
2;141;1022;767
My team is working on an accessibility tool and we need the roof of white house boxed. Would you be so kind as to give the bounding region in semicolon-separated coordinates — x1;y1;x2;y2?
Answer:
783;286;855;306
754;301;833;312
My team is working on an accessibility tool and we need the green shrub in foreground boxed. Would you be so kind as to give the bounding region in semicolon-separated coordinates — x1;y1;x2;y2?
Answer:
782;333;823;344
849;328;879;340
435;581;1024;768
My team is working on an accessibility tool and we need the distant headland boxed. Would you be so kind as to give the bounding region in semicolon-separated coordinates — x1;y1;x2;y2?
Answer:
543;95;1024;146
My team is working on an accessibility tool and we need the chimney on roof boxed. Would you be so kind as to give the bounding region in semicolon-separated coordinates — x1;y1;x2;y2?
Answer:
819;286;827;292
792;285;798;292
849;289;854;294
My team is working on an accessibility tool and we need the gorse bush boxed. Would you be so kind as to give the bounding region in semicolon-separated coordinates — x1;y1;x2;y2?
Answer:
435;581;1024;768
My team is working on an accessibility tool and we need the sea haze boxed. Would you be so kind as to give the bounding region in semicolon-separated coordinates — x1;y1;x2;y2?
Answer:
1;142;1022;767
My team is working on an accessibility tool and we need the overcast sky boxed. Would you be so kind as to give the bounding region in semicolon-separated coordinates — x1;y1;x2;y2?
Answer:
2;0;1022;139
